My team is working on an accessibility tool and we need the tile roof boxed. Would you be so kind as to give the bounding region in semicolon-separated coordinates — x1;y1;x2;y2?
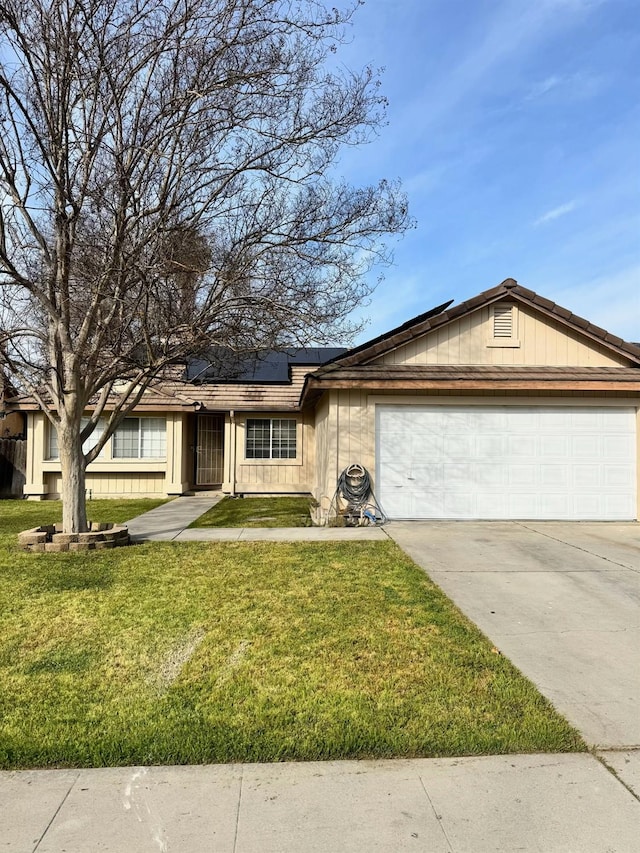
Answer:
301;364;640;405
315;279;640;372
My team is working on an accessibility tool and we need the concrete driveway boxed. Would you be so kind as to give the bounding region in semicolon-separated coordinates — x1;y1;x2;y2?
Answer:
386;521;640;750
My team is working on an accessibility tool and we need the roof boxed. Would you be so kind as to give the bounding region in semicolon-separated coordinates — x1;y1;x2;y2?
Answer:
185;348;347;384
299;279;640;406
301;365;640;406
7;348;347;414
316;301;454;369
313;279;640;373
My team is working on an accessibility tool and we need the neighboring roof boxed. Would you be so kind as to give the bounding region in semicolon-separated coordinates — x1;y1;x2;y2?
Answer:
301;365;640;406
313;279;640;373
185;347;347;384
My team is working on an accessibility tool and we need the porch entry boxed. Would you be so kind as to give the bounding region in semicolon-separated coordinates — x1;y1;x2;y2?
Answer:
195;414;225;486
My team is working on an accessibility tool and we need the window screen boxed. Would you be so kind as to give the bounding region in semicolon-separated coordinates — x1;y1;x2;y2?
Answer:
113;418;166;459
48;417;109;460
246;419;296;459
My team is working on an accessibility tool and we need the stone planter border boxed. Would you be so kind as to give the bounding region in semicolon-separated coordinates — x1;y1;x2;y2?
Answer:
18;523;130;553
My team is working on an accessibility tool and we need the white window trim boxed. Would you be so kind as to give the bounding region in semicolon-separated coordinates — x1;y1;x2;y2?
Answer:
47;416;167;461
240;416;303;466
112;417;167;460
487;302;521;347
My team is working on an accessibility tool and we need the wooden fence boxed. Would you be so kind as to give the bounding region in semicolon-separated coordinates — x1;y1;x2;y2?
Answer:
0;438;26;498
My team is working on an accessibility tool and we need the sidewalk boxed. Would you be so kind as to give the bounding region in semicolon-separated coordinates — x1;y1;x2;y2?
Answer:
126;496;387;542
3;753;638;852
18;502;634;851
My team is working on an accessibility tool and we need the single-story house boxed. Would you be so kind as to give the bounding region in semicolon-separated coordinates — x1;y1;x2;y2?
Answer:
9;279;640;521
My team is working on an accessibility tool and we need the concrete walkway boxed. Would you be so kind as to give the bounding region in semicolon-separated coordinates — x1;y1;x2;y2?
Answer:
126;495;386;542
3;753;639;853
126;495;224;541
386;521;640;754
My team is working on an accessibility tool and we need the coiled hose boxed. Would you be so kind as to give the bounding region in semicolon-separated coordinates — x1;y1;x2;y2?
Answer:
337;464;371;505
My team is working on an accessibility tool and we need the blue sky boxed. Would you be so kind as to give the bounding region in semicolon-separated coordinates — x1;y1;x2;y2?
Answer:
336;0;639;344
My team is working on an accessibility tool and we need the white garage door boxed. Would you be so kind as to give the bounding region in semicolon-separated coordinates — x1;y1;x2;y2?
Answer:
377;405;637;520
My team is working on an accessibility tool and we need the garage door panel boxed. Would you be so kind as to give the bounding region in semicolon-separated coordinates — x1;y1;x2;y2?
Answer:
571;435;600;457
475;463;505;486
439;411;470;429
414;491;445;517
573;465;601;488
605;495;636;516
541;495;571;517
573;494;602;517
604;466;635;488
507;493;540;517
540;436;570;456
476;493;508;518
569;410;601;430
443;493;474;517
377;405;636;521
478;410;508;429
540;465;570;487
603;435;635;457
411;463;444;488
476;435;506;457
443;435;473;458
507;436;537;457
413;435;443;456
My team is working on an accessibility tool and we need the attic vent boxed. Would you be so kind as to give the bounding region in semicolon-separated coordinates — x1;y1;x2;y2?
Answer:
493;305;513;337
488;303;520;347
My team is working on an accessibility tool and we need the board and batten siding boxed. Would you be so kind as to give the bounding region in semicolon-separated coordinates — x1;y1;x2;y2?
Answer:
312;389;376;518
24;411;191;499
375;305;631;367
45;471;165;498
311;390;640;521
224;410;315;494
313;393;333;516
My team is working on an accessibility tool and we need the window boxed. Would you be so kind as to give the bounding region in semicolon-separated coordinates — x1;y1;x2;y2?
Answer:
48;417;108;460
246;418;297;459
113;417;166;458
488;303;520;347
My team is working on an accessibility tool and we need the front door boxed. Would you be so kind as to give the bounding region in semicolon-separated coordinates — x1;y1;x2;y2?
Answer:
196;414;225;486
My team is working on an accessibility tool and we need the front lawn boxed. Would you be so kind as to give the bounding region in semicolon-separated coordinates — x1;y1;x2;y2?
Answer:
190;495;313;527
0;504;584;768
0;497;169;536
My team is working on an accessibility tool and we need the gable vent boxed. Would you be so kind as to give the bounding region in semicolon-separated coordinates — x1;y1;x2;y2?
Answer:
493;305;513;338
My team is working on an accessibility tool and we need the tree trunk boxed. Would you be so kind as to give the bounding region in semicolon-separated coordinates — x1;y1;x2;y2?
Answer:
58;422;88;533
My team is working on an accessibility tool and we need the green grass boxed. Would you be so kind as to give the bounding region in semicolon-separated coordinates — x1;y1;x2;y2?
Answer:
0;497;169;536
190;495;313;528
0;502;584;769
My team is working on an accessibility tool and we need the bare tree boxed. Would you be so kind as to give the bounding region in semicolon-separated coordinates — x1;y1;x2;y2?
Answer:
0;0;409;532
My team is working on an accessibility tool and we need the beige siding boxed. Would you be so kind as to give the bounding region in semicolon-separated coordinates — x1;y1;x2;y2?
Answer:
45;471;165;498
25;411;182;499
227;410;315;494
375;304;632;367
313;393;333;516
311;390;640;521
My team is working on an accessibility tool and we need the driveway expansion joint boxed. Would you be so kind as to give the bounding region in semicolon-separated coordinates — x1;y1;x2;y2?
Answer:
232;764;244;853
418;775;454;852
595;753;640;803
31;770;80;853
515;521;640;573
